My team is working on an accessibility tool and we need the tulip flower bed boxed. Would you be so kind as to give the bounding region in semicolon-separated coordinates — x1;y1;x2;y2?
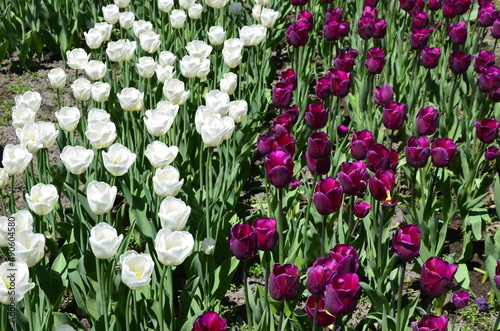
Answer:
1;0;500;330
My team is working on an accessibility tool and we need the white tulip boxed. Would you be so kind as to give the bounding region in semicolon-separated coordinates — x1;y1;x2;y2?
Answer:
158;197;191;230
66;48;89;70
170;10;187;29
0;261;35;305
222;38;244;68
102;143;136;176
252;4;262;20
0;169;8;189
55;106;80;132
152;166;184;197
14;91;42;113
71;78;92;102
155;229;194;266
106;39;137;62
85;121;117;149
186;40;212;60
260;8;279;28
145;141;179;168
180;56;201;79
89;223;124;259
133;20;153;39
156;100;179;115
207;26;226;46
228;2;243;14
84;28;104;49
158;51;176;66
140;31;161;53
11;107;36;129
239;25;267;46
119;12;135;30
86;181;117;215
37;121;59;148
120;251;154;290
85;60;107;80
114;0;130;8
25;183;59;216
60;146;94;175
201;114;234;147
94;22;113;42
136;57;157;78
87;108;111;123
256;0;270;4
229;100;248;123
155;65;175;83
103;4;120;24
202;237;215;255
158;0;174;13
2;144;33;176
205;89;230;115
163;79;189;105
188;4;203;19
48;68;67;89
144;109;175;137
0;210;33;247
206;0;228;9
15;122;44;154
179;0;196;9
220;72;237;95
92;82;111;103
117;87;144;111
15;230;45;267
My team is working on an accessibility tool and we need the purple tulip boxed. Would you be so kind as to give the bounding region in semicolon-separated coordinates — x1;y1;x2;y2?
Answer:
475;296;490;312
383;101;408;130
298;10;314;31
404;136;431;168
412;11;429;29
337;125;349;137
228;223;258;260
324;273;361;316
307;131;331;159
474;118;499;143
290;0;309;6
485;146;500;160
492;18;500;38
304;102;328;130
316;77;332;99
431;138;456;167
256;134;274;155
272;82;294;108
325;7;342;21
253;218;278;251
449;50;471;75
362;5;379;17
452;291;470;309
366;144;399;172
328;69;352;97
312;177;343;215
358;16;376;40
374;84;394;105
328;244;360;274
306;152;331;175
477;65;500;92
306;258;335;295
427;0;442;11
410;28;430;49
416;106;439;135
271;131;295;156
286;21;309;47
268;263;300;301
369;169;396;202
305;295;336;328
281;69;297;90
323;20;350;41
392;224;421;262
420;46;441;69
442;0;471;18
353;201;371;218
412;314;448;331
350;130;375;160
265;149;294;188
448;22;467;45
365;0;380;7
420;256;457;298
337;161;369;195
400;0;417;12
478;6;499;27
192;311;228;331
334;49;358;72
494;259;500;290
474;49;496;73
365;46;385;74
489;87;500;102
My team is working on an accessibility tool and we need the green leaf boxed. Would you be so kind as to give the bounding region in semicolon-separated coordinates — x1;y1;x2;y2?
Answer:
454;263;470;289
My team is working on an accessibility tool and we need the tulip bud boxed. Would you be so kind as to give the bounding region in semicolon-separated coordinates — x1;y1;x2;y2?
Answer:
170;9;187;29
366;144;399;172
71;78;92;102
350;130;375;160
119;12;135;30
416;106;439;135
193;311;227;331
228;223;258;260
89;223;124;259
272;82;294;108
202;238;216;255
269;263;300;301
312;177;343;215
382;101;408;130
485;146;499;160
337;125;349;137
281;69;297;90
208;26;226;46
60;146;94;175
452;291;470;309
286;21;309;47
220;72;237;95
420;46;441;69
449;50;471;75
404;136;431;168
324;273;361;316
48;68;66;89
253;218;278;251
265;150;294;188
392;224;421;261
353;201;371;218
431;138;456;167
188;4;203;19
420;256;457;298
153;166;184;197
374;84;394;105
86;181;117;215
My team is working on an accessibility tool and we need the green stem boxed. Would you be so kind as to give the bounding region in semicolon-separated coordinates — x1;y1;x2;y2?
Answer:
377;204;385;278
125;290;132;331
206;148;213;239
493;310;500;331
301;174;318;254
243;260;253;330
277;188;284;264
321;214;327;255
277;303;284;331
0;189;6;216
264;251;270;297
396;262;406;331
9;176;15;214
159;265;167;331
96;258;110;331
167;266;174;331
347;196;355;243
311;297;319;331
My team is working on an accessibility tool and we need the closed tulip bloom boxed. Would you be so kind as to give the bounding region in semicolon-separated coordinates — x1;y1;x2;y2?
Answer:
11;107;36;129
38;121;58;149
358;16;376;40
2;144;33;176
361;5;378;17
383;101;408;130
89;223;123;259
474;118;499;143
132;20;153;38
0;169;8;190
202;237;216;255
103;4;120;24
120;251;155;290
416;106;439;135
324;273;361;316
307;131;330;158
85;60;107;80
171;10;187;29
163;79;190;105
155;228;194;266
420;46;441;69
220;72;237;95
145;141;178;168
85;121;117;149
306;258;335;295
0;210;33;247
188;4;203;19
316;77;331;99
106;39;137;62
114;0;130;8
14;91;42;113
374;84;394;105
193;311;227;331
253;217;278;251
304;102;328;130
88;108;111;123
478;6;498;27
350;130;375;160
353;201;371;218
66;48;89;70
94;22;112;41
269;263;300;301
420;257;457;298
404;136;431;168
15;230;45;267
312;177;343;215
119;12;135;30
428;0;442;10
286;21;309;47
144;108;176;137
87;181;117;215
323;20;350;41
0;261;35;305
272;82;294;108
239;25;267;46
337;161;368;195
92;82;111;103
156;65;175;83
26;183;58;216
55;106;80;132
306;152;331;175
477;66;500;92
71;78;92;102
140;31;161;53
485;146;499;160
222;38;244;68
201;115;235;147
431;138;456;167
365;46;385;74
60;146;94;175
305;295;336;328
328;244;359;274
229;100;248;123
369;169;396;202
228;223;258;260
117;87;144;111
102;143;136;176
153;167;184;197
452;291;470;309
48;68;66;89
158;197;191;231
474;49;495;73
366;144;399;172
265;150;294;188
179;0;195;9
412;314;448;331
16;122;44;153
158;51;176;67
449;50;471;75
444;0;471;17
158;0;174;12
84;28;104;49
180;56;202;78
328;69;352;97
136;57;157;78
410;28;430;49
448;22;467;45
392;224;421;261
208;26;226;46
281;68;297;90
261;8;279;28
334;49;358;72
412;10;429;28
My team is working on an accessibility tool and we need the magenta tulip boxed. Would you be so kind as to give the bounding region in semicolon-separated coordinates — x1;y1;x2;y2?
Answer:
268;263;300;301
449;50;471;75
374;84;394;105
353;201;371;218
474;118;499;143
382;101;408;130
416;106;439;135
365;46;385;74
228;223;258;260
192;311;227;331
265;150;294;188
412;314;448;331
305;295;336;328
392;224;421;261
324;273;361;316
366;144;399;172
420;257;457;298
369;169;396;202
431;138;456;167
337;161;369;195
404;136;431;168
328;244;359;274
304;102;329;130
312;177;343;215
350;130;375;160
